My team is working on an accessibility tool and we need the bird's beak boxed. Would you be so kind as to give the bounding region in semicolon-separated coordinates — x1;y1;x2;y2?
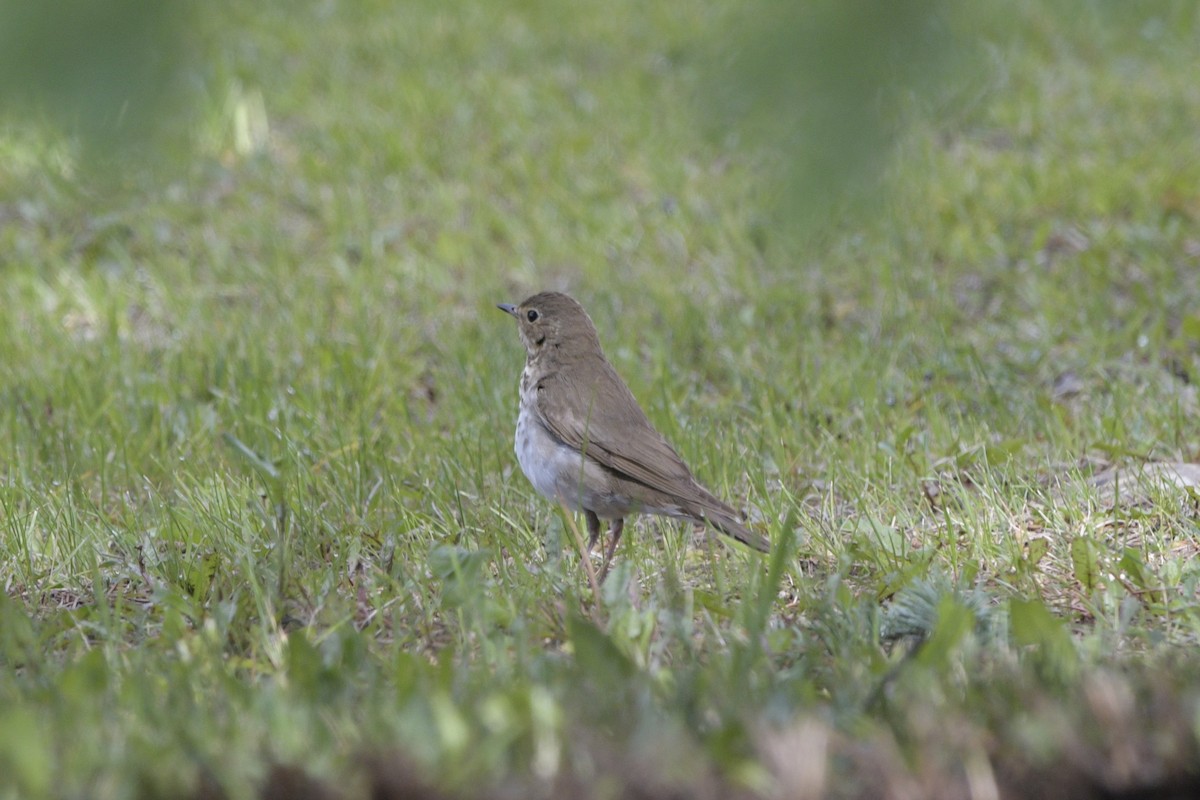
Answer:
497;303;518;316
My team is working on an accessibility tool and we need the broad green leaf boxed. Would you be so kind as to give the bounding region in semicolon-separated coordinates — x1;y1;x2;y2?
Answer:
567;613;636;686
1070;537;1100;591
914;597;974;669
1010;598;1076;681
1025;538;1049;568
0;706;51;796
1118;548;1148;590
1180;313;1200;342
285;630;322;694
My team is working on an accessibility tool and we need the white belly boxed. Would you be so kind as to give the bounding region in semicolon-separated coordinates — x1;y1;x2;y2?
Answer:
515;405;632;518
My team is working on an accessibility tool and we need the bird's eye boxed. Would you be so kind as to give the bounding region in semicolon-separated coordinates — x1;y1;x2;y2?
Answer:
526;309;539;322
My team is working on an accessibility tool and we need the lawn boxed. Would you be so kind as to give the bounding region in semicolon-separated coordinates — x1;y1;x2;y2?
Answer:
2;1;1200;798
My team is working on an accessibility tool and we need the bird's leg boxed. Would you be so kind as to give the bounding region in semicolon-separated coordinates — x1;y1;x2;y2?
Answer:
585;510;602;552
597;518;624;584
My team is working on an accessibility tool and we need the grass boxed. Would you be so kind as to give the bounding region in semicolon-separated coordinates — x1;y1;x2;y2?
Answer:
2;1;1200;798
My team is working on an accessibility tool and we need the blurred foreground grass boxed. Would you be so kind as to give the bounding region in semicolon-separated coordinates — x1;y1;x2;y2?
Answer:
2;1;1200;798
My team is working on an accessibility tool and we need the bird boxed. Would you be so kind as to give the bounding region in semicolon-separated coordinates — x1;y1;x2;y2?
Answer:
497;291;769;581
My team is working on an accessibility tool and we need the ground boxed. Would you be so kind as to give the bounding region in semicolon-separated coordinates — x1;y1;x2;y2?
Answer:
1;1;1199;798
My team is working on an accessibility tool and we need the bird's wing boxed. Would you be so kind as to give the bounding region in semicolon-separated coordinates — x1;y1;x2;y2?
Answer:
533;357;710;503
533;356;770;551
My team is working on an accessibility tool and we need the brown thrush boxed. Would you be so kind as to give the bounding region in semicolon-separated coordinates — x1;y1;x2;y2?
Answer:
498;291;769;580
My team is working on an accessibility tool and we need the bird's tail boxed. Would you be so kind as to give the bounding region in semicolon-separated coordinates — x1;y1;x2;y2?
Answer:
700;505;770;553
